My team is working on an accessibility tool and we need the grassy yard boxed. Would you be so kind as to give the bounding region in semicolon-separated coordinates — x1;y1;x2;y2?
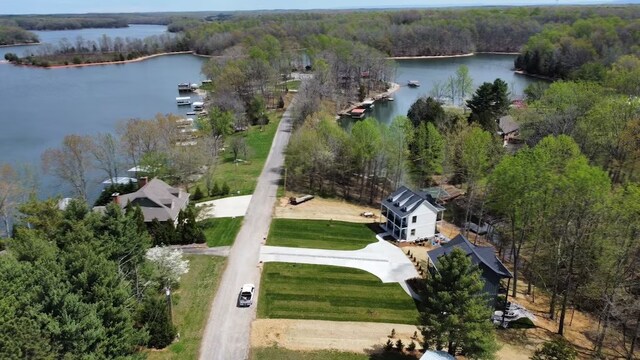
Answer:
200;217;243;247
251;347;420;360
258;263;419;324
267;219;377;250
193;115;280;198
147;255;226;360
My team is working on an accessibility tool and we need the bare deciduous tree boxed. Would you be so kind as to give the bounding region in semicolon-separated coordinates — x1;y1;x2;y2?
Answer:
42;134;93;201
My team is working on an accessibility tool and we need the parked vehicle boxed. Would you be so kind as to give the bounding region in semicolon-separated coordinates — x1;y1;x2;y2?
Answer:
238;283;255;307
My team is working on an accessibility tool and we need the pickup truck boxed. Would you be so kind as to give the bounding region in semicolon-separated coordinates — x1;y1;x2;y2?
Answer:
238;283;255;307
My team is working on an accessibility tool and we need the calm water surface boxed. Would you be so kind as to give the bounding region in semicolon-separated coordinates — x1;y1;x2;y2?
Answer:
369;54;540;125
0;24;170;59
0;53;206;197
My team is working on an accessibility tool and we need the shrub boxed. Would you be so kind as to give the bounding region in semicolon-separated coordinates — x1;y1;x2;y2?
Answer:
4;52;18;62
72;56;82;64
192;186;204;201
395;339;404;352
211;182;221;197
407;340;416;352
531;338;577;360
221;182;230;196
389;328;396;338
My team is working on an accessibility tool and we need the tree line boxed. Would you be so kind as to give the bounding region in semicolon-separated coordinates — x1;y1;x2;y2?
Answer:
4;33;189;67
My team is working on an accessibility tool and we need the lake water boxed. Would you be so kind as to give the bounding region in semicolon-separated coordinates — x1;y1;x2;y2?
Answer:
369;54;539;125
0;24;170;59
0;53;207;198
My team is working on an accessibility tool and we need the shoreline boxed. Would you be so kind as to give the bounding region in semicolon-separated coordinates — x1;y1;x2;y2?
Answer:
388;53;474;60
10;51;195;69
0;42;40;48
514;70;555;81
388;51;520;60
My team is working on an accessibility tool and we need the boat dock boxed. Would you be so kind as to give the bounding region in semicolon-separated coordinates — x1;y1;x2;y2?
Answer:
337;82;400;118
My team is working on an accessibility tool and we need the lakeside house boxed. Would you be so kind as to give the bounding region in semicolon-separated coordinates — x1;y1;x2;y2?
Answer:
427;234;512;306
381;186;445;242
112;177;190;225
498;115;521;145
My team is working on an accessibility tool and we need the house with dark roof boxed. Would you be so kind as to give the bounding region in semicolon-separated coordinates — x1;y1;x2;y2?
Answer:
427;234;512;306
381;186;445;242
115;178;190;225
498;115;520;143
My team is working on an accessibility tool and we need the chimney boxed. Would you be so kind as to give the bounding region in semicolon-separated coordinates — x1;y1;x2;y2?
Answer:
111;192;120;205
138;177;148;189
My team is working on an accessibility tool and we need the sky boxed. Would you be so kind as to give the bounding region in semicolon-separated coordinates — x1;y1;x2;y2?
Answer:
0;0;611;15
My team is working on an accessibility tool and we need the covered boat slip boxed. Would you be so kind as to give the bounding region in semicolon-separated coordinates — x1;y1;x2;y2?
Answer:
176;96;191;105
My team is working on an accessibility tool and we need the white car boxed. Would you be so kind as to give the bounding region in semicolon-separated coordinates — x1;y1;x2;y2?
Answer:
238;283;255;307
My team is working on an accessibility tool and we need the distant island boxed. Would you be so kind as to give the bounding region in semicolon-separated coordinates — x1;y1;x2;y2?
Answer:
0;25;38;46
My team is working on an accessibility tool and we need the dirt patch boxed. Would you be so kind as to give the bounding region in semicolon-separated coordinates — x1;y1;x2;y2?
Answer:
502;278;625;359
252;319;418;353
251;319;534;359
275;194;381;223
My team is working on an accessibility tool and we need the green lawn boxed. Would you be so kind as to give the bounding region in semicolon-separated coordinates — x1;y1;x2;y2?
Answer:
252;348;419;360
267;219;377;250
200;217;243;247
193;114;280;198
258;263;419;324
147;255;226;360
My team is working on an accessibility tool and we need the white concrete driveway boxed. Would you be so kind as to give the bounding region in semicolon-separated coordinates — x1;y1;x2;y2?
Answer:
196;195;252;219
259;235;419;298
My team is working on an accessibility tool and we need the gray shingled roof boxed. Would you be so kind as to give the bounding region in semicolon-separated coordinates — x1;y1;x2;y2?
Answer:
118;178;189;222
383;186;445;218
427;234;512;278
499;115;519;135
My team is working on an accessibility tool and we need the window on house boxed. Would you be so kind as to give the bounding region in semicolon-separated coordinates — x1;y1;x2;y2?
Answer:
412;216;417;223
411;229;416;236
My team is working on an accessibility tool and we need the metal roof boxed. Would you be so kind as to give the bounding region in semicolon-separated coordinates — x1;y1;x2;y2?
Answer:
382;186;445;218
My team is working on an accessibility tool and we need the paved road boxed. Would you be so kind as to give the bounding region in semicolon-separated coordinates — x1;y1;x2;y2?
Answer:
198;99;295;360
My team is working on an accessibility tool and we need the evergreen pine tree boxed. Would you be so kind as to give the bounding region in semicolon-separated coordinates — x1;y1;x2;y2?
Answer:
211;182;221;197
193;186;204;201
419;248;498;358
221;182;230;195
139;295;176;349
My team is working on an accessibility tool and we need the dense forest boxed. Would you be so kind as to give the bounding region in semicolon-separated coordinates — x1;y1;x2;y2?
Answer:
9;6;640;67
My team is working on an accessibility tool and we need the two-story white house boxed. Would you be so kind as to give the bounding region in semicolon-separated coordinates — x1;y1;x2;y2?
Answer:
381;186;445;242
